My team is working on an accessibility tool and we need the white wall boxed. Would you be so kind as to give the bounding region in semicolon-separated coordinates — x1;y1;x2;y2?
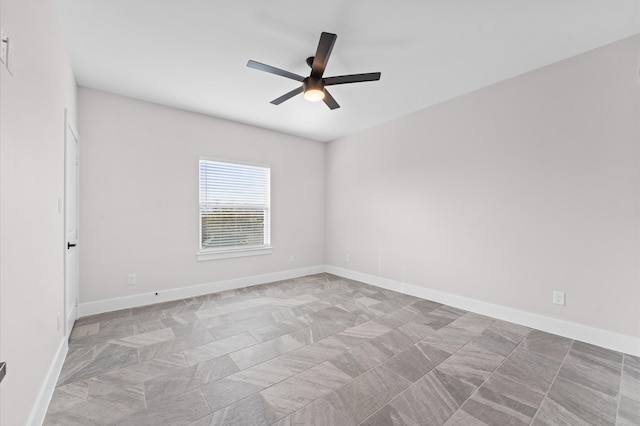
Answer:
325;35;640;340
78;88;325;304
0;0;78;424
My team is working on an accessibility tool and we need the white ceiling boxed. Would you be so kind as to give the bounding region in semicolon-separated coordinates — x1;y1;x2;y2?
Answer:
56;0;639;142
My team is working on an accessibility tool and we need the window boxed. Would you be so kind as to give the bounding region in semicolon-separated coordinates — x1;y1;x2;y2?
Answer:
198;158;271;261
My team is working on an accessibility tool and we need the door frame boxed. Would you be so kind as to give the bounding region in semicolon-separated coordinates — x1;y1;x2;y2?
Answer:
64;108;79;337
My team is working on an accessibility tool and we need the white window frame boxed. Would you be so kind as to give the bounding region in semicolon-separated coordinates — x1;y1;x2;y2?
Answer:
197;157;272;261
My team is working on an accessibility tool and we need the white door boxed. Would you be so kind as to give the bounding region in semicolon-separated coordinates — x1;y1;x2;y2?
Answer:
65;110;79;337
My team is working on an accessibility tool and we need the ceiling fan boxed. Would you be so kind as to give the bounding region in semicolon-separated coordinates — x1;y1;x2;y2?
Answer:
247;32;381;110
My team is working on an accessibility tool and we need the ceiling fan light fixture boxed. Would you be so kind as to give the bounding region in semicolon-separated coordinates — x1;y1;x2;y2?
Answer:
304;88;325;102
303;77;325;102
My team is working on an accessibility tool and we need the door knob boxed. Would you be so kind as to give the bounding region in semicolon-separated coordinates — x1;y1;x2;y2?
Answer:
67;242;77;249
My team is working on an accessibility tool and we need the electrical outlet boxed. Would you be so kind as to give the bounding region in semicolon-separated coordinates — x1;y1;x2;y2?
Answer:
552;291;565;306
289;255;295;263
127;274;136;285
345;254;350;262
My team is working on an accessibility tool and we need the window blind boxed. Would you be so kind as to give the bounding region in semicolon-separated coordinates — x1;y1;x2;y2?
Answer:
199;159;271;252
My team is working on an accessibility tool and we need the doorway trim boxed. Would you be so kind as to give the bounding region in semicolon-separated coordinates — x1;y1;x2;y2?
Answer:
64;108;79;337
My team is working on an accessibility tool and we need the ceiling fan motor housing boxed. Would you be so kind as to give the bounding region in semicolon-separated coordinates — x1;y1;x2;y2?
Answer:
303;77;325;101
303;77;324;92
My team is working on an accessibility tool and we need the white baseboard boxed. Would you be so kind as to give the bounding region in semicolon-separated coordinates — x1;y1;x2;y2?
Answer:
27;337;68;426
325;265;640;357
77;264;640;356
78;265;326;317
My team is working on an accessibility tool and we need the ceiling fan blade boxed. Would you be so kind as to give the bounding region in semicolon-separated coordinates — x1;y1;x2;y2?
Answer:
311;32;337;79
324;72;382;86
270;86;304;105
247;60;305;82
323;89;340;110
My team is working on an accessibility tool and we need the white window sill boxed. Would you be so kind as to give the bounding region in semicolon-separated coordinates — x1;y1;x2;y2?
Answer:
197;246;272;261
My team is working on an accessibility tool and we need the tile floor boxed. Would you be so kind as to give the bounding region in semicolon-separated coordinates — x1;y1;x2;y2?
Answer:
43;274;639;425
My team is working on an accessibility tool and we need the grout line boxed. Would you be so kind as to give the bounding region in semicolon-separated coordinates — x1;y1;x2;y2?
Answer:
614;354;626;426
529;339;574;424
199;388;214;414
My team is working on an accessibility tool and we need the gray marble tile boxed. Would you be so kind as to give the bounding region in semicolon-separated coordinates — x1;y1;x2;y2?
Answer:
329;339;396;378
133;319;167;335
618;354;640;426
557;341;623;398
420;325;479;354
497;347;563;395
116;327;176;348
287;393;354;426
45;380;90;414
120;389;211;426
375;329;415;355
337;320;391;341
533;376;618;426
56;346;95;386
208;392;279;426
363;368;475;426
68;325;135;349
278;336;351;373
621;354;640;397
460;372;544;425
131;299;188;316
401;307;461;333
144;354;239;402
63;384;146;425
74;308;132;326
383;343;447;383
162;301;205;318
69;323;100;339
618;395;640;426
261;361;352;419
58;345;138;386
89;352;188;390
232;357;294;388
446;313;496;339
520;329;573;361
398;317;438;342
165;318;210;338
43;410;103;426
436;346;505;388
356;295;383;306
410;299;443;316
207;313;278;340
182;332;257;365
361;404;422;426
248;316;310;342
415;340;452;367
466;322;527;357
329;365;413;425
137;328;216;362
229;328;309;369
445;409;489;425
160;312;201;328
200;375;264;412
